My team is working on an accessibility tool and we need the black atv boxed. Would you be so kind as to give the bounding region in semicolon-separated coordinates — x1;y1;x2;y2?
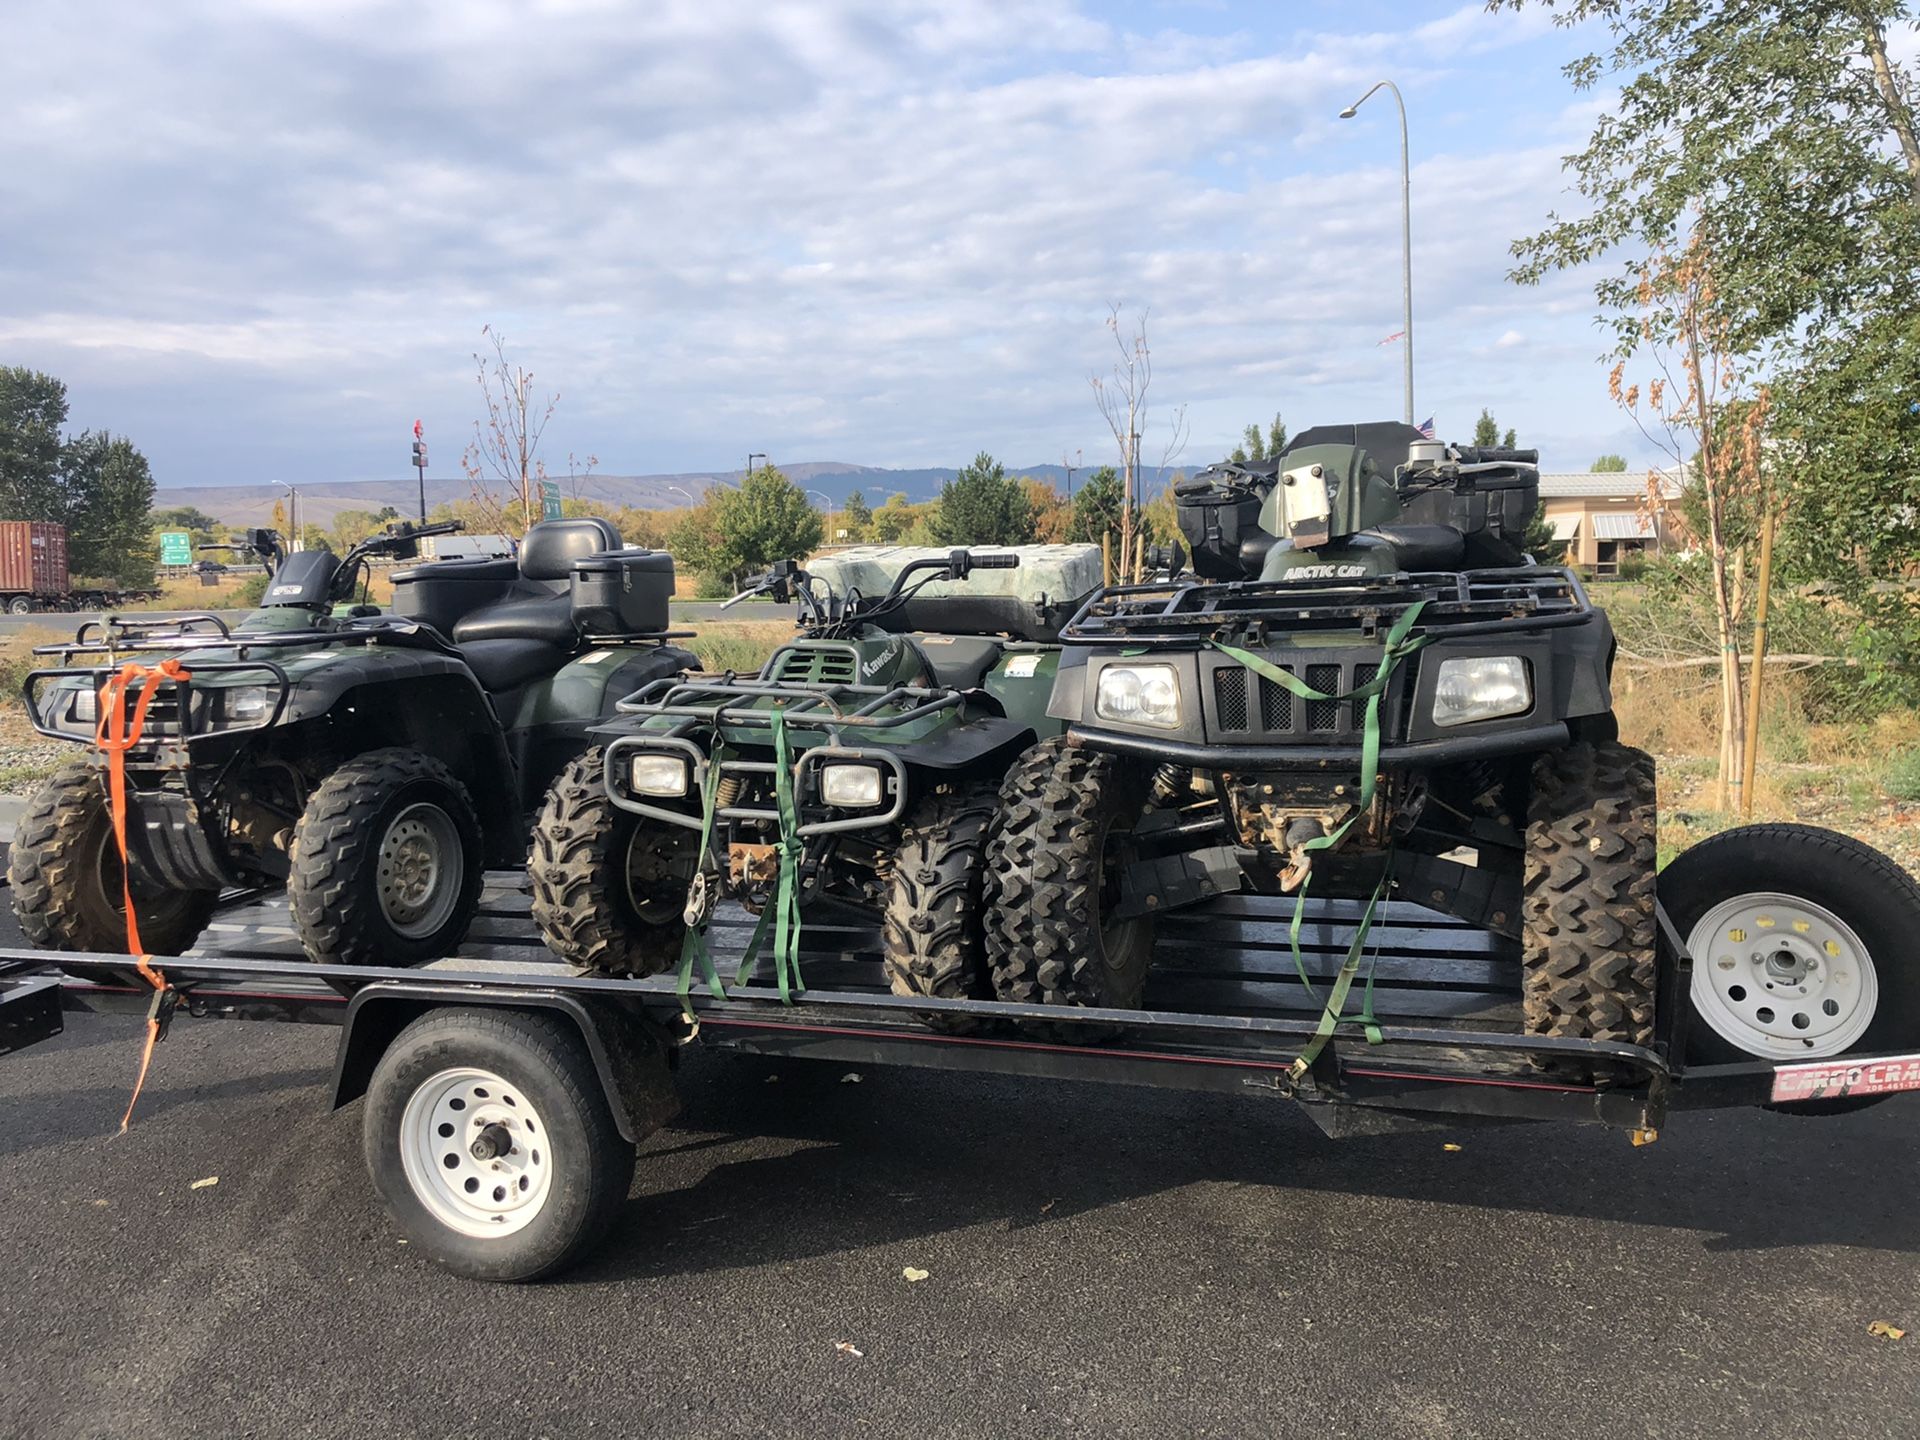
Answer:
987;422;1657;1049
10;517;694;967
527;544;1100;1009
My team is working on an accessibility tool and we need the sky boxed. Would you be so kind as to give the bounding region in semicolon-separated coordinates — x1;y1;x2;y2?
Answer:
1;0;1655;489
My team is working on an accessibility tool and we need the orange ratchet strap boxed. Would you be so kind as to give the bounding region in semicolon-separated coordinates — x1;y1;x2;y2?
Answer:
94;658;192;1131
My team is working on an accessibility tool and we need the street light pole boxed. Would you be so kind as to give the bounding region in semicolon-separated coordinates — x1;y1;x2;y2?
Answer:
1340;80;1414;426
277;479;299;552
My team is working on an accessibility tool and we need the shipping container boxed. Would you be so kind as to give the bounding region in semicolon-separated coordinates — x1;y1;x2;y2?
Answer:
0;522;69;596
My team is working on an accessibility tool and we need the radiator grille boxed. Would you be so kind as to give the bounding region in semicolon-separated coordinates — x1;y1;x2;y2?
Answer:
1212;666;1248;731
1305;664;1342;731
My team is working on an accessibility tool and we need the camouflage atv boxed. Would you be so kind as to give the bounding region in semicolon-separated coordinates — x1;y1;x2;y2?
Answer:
527;544;1101;1008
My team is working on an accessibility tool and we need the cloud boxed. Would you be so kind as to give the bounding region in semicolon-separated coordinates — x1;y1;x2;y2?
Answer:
0;0;1637;483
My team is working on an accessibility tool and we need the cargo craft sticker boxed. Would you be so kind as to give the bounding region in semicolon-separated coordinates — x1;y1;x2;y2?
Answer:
1770;1052;1920;1104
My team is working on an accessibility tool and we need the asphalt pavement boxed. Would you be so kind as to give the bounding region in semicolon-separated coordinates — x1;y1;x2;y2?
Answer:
3;909;1916;1439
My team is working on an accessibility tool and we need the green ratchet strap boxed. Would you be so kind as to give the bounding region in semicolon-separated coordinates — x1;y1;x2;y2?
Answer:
673;711;810;1023
1287;860;1392;1081
1208;600;1430;1066
675;740;734;1021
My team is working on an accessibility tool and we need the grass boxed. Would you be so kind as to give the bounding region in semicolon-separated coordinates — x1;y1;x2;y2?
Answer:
1619;669;1920;879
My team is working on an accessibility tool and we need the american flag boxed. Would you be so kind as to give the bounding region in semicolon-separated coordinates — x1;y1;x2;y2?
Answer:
1416;416;1436;439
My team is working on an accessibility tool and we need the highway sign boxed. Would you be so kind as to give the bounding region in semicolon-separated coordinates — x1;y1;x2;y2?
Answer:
540;479;562;521
159;531;192;566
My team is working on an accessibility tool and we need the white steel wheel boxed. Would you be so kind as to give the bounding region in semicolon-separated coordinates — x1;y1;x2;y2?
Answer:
1687;891;1879;1060
399;1066;554;1237
378;801;464;940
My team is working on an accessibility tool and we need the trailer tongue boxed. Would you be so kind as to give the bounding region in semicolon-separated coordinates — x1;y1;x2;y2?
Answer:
7;870;1911;1280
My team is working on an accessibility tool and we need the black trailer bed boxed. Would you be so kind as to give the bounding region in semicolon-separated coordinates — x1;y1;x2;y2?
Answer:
3;869;1843;1137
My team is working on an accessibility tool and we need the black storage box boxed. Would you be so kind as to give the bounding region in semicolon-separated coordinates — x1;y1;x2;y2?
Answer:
390;557;519;636
1177;476;1274;580
571;549;674;635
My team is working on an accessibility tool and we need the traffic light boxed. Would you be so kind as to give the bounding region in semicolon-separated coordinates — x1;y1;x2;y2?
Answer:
411;440;428;469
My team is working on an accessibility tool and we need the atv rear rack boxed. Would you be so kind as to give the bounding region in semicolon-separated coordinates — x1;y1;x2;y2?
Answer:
1062;567;1592;647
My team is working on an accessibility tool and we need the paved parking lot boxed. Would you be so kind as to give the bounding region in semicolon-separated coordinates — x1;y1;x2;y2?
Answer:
4;943;1916;1440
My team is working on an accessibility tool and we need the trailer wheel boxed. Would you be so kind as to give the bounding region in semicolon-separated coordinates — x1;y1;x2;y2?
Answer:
883;780;999;1030
363;1008;635;1281
1522;741;1658;1049
1663;824;1920;1108
288;748;484;966
6;595;32;615
985;737;1154;1043
6;761;217;963
529;747;695;977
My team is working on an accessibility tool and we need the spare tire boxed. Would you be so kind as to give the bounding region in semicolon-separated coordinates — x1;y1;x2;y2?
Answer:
1663;824;1920;1076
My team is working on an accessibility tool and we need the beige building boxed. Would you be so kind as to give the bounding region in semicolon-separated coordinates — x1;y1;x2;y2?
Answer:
1537;469;1685;575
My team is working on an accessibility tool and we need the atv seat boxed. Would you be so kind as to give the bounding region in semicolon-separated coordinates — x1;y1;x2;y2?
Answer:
908;634;1004;690
1369;524;1466;572
443;517;623;692
449;518;620;647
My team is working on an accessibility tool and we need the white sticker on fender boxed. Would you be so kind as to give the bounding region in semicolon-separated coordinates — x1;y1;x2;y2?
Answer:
1003;655;1042;678
1770;1052;1920;1104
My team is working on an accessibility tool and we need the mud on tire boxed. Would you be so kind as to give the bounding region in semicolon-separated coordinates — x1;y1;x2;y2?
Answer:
529;747;695;977
289;747;485;966
7;760;218;958
985;737;1155;1042
1522;740;1658;1047
883;781;1000;1029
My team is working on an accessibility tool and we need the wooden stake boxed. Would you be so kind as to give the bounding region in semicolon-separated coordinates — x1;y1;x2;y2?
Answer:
1133;533;1146;586
1739;504;1778;820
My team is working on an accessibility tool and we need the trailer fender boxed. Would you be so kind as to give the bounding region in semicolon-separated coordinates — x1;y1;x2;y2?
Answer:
329;983;680;1145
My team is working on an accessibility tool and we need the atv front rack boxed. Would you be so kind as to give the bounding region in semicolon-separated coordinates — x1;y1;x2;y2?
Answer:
1062;567;1591;647
604;657;967;835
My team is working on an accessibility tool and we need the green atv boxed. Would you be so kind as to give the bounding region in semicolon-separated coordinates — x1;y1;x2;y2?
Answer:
989;420;1920;1077
10;517;694;967
527;544;1100;1006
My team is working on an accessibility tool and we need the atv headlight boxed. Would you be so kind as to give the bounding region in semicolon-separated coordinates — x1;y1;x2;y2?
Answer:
70;686;98;724
820;763;884;808
1432;656;1531;728
221;686;272;723
1095;664;1182;729
630;753;690;798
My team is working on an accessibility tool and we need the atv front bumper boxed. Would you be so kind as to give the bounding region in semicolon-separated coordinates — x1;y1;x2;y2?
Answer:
602;734;909;837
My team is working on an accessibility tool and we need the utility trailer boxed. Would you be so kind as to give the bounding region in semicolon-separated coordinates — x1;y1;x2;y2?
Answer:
2;873;1913;1282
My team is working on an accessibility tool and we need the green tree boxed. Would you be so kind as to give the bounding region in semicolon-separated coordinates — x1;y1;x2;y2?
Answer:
931;452;1035;546
678;466;823;586
63;433;158;584
0;368;72;526
1227;413;1287;465
841;489;873;542
1068;466;1137;548
1497;0;1920;772
1590;454;1628;472
152;505;221;533
0;368;157;584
